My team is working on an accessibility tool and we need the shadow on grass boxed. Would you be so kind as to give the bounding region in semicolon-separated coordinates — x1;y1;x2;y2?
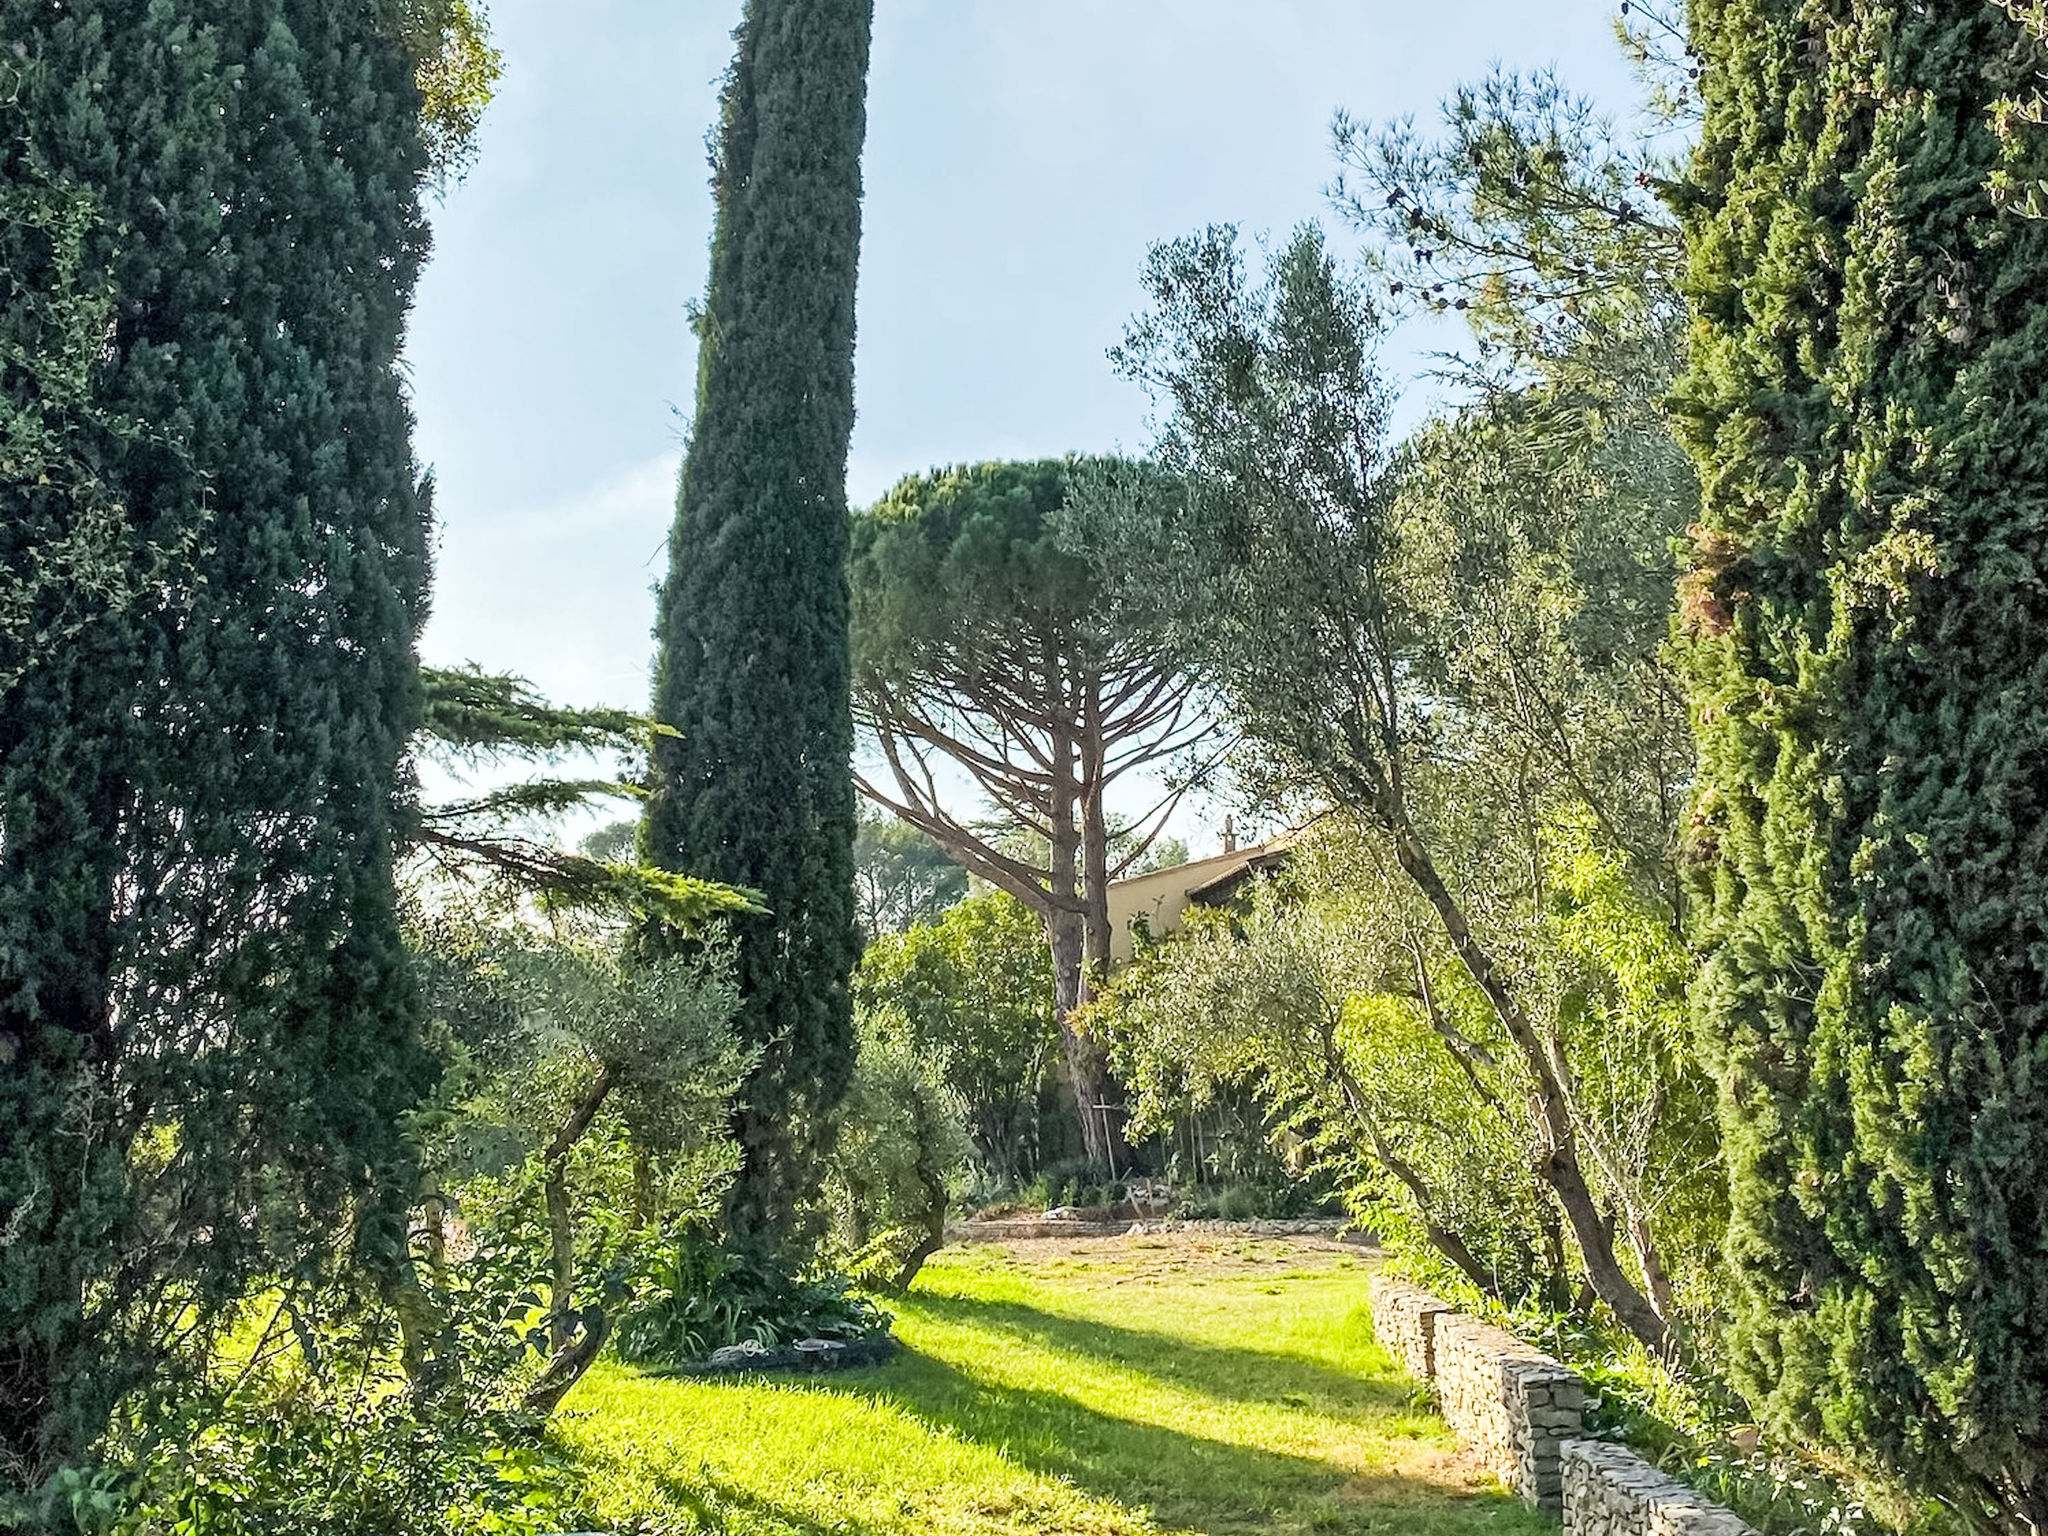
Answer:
577;1282;1547;1536
652;1472;861;1536
830;1345;1350;1536
898;1286;1416;1420
809;1334;1536;1536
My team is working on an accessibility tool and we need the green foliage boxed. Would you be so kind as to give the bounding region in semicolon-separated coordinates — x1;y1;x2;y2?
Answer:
1672;3;2048;1525
851;459;1104;691
421;665;646;760
422;927;746;1175
406;666;759;1421
1331;63;1682;348
411;665;762;928
373;0;503;183
1063;202;1700;1346
614;1226;888;1363
74;1252;580;1536
0;0;437;1482
849;456;1219;1174
854;805;967;938
1987;4;2048;216
415;918;746;1408
1095;836;1553;1301
644;0;874;1255
0;136;170;698
827;1008;973;1291
1021;1158;1126;1214
1096;805;1722;1320
1508;1309;1900;1536
579;819;638;864
854;890;1061;1186
1175;1180;1339;1222
1062;224;1399;818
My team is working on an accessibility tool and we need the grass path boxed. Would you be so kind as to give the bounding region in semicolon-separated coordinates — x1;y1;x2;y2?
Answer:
556;1234;1549;1536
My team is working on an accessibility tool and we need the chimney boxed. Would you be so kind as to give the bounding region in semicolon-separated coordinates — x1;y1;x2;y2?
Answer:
1222;815;1238;854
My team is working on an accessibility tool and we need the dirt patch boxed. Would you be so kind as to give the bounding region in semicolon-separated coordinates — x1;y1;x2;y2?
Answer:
958;1229;1383;1282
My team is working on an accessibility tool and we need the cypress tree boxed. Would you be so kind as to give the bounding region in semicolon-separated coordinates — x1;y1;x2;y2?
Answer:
0;0;433;1480
644;0;873;1252
1674;4;2048;1524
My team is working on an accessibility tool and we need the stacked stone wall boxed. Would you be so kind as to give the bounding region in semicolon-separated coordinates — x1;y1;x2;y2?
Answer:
1432;1313;1584;1511
1561;1439;1759;1536
1361;1270;1757;1533
1365;1275;1454;1380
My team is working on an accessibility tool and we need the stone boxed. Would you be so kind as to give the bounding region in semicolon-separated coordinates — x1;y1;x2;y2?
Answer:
1366;1275;1456;1380
706;1339;771;1367
1429;1312;1584;1512
1560;1439;1760;1536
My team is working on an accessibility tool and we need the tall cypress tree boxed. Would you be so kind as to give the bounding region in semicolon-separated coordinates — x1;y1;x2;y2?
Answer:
1674;4;2048;1525
0;0;433;1480
645;0;872;1252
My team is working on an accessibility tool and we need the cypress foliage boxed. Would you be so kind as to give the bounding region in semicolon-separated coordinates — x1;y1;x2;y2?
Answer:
0;0;433;1480
1674;4;2048;1524
644;0;873;1253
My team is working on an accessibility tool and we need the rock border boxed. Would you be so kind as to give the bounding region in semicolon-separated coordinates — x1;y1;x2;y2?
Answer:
1562;1437;1759;1536
1365;1275;1758;1536
649;1330;899;1378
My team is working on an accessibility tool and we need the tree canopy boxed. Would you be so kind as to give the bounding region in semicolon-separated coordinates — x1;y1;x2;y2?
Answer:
849;457;1222;1173
1063;211;1693;1349
0;0;439;1480
853;806;968;939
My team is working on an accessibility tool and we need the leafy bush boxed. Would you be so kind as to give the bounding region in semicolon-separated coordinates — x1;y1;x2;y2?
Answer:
1025;1158;1124;1213
40;1251;584;1536
854;891;1060;1188
1173;1180;1338;1222
828;1009;974;1290
1504;1309;1957;1536
613;1227;889;1364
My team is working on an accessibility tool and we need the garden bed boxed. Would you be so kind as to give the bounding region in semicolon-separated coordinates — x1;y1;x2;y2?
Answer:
650;1330;899;1378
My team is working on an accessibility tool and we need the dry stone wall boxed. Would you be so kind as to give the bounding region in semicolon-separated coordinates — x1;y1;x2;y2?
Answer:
1366;1275;1454;1380
1432;1312;1584;1511
1365;1272;1755;1536
1561;1439;1760;1536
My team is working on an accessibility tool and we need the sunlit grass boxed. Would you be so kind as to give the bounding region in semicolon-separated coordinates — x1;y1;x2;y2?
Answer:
554;1236;1550;1536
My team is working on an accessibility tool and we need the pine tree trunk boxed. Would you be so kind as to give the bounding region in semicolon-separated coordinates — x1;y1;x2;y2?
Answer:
1046;714;1123;1178
1077;703;1130;1171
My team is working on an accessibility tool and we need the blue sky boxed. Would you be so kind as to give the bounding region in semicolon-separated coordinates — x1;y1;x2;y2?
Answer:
405;2;1643;846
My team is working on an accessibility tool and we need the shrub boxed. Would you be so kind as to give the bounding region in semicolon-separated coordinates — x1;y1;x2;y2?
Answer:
828;1009;974;1290
1025;1159;1124;1213
1505;1308;1953;1536
38;1251;584;1536
613;1227;888;1364
854;891;1060;1188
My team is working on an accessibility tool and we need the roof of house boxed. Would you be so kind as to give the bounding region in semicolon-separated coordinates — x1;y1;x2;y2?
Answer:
1102;829;1299;965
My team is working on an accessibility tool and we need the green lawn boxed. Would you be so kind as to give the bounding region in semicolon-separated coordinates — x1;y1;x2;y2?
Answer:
555;1234;1550;1536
